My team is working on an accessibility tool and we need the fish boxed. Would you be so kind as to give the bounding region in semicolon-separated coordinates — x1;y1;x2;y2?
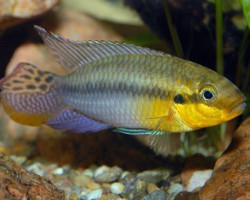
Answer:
0;25;246;154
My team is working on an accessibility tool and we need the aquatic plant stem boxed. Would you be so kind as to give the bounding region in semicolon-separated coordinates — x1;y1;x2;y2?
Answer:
215;0;226;139
243;61;250;91
236;28;249;87
216;0;223;75
162;0;184;58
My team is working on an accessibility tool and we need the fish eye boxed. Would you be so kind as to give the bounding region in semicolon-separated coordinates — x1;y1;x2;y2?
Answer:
199;85;217;104
203;90;214;100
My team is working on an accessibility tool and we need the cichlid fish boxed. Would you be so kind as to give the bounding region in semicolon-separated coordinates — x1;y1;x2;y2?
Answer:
0;26;246;153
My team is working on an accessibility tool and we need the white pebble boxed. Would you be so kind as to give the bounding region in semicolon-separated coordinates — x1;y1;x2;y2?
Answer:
186;169;213;192
52;167;64;175
83;169;94;177
26;163;44;176
79;191;88;199
110;182;124;195
87;188;103;200
121;171;130;179
167;183;184;194
94;165;110;177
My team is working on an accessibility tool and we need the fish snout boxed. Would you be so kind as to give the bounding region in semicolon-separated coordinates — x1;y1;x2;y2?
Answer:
228;92;247;116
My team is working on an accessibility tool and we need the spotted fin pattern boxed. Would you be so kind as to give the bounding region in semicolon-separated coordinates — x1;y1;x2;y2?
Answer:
46;109;110;133
34;25;168;71
0;62;64;126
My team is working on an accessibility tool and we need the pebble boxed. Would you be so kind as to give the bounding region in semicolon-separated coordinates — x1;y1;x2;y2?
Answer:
167;183;184;200
69;193;78;200
87;181;101;190
9;155;27;166
110;182;124;194
83;169;94;177
137;169;170;184
52;167;64;175
186;170;213;192
94;165;123;183
167;183;184;194
120;171;130;179
26;162;45;176
87;188;103;200
147;183;159;194
68;185;83;198
79;191;88;200
144;189;168;200
106;193;122;200
74;174;93;188
101;183;111;188
130;180;147;199
136;180;146;191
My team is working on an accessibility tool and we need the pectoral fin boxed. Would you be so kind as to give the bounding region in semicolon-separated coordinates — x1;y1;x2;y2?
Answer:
148;112;181;156
147;132;181;156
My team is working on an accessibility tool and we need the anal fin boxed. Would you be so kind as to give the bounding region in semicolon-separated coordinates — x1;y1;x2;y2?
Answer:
46;109;110;133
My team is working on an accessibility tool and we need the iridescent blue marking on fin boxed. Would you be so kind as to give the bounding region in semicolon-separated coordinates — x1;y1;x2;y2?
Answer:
114;128;179;156
46;109;110;133
113;128;165;135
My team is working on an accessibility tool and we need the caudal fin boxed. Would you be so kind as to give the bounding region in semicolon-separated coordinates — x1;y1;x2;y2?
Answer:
0;62;65;126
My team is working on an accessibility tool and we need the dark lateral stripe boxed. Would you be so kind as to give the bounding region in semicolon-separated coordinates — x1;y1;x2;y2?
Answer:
62;81;170;100
62;81;201;104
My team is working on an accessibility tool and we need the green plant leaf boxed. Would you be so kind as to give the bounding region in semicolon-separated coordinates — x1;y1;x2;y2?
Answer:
241;0;250;29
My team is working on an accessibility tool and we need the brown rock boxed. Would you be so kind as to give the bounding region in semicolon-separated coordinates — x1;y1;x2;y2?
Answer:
199;117;250;200
0;153;64;199
175;191;199;200
0;0;59;30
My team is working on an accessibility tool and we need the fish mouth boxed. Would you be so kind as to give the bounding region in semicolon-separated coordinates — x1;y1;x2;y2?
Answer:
230;102;246;115
229;95;247;116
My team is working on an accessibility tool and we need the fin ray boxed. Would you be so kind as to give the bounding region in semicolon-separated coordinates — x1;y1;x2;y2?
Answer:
34;25;168;71
147;132;181;156
0;62;64;126
46;109;110;133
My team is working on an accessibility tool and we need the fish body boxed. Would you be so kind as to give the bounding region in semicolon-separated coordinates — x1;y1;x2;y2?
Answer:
0;26;246;153
59;53;240;132
60;54;187;132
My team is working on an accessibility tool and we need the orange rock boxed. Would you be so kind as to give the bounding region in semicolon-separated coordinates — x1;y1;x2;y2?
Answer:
0;0;59;30
199;117;250;200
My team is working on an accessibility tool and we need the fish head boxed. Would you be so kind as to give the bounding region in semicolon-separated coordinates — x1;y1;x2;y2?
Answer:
173;69;246;130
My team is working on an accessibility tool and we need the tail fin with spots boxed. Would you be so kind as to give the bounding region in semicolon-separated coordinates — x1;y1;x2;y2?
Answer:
0;62;65;126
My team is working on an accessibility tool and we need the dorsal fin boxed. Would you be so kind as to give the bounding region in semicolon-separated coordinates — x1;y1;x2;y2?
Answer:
34;25;169;71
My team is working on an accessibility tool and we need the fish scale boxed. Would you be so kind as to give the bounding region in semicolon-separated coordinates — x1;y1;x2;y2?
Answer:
58;54;172;128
